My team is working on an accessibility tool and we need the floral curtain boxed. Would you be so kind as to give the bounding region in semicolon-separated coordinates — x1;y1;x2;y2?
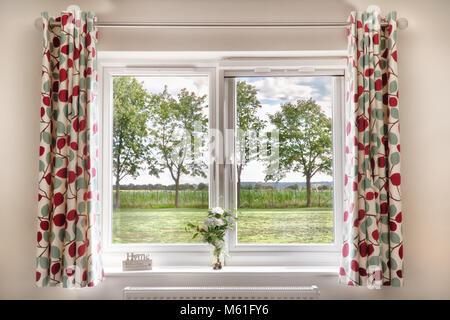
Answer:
36;9;103;288
339;8;403;288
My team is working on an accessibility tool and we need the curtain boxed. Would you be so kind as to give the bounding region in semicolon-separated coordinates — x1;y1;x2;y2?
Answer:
36;9;103;288
339;8;403;288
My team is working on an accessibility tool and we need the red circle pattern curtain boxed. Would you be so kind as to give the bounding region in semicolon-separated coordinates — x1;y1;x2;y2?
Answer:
36;9;103;288
339;9;403;288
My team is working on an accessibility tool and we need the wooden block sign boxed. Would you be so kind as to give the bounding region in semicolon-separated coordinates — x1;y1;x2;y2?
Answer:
122;252;152;271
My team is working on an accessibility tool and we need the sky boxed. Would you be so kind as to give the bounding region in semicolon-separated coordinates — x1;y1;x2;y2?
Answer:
120;75;333;186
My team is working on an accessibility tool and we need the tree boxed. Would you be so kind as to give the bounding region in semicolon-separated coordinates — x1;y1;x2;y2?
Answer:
197;182;208;191
286;184;299;191
147;87;208;207
266;99;332;207
236;81;266;208
113;77;152;209
318;184;332;191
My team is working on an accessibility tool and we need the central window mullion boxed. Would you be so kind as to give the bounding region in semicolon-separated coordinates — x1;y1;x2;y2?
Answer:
223;78;237;258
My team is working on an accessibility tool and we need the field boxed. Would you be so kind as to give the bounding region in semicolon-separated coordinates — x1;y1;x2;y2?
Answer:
112;189;334;244
114;188;332;209
113;207;333;244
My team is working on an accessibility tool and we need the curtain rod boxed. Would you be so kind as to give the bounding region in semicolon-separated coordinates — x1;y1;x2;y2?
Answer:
36;18;409;30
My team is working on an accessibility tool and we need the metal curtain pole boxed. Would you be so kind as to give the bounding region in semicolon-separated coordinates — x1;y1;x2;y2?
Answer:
35;18;409;30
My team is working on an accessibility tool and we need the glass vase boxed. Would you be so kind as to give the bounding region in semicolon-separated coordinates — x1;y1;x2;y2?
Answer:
210;244;224;270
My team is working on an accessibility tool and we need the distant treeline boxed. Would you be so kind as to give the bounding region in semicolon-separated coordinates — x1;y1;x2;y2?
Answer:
115;183;208;191
115;182;332;191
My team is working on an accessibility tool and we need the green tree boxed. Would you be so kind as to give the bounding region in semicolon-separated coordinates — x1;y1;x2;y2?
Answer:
286;184;299;191
266;99;332;207
113;77;152;209
197;182;208;191
236;81;266;208
147;87;208;207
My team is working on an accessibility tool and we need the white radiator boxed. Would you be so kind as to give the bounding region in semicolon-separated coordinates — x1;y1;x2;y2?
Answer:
123;286;319;300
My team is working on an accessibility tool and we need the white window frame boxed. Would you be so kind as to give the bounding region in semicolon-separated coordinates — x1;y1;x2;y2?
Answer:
98;53;346;267
100;65;217;266
220;65;345;266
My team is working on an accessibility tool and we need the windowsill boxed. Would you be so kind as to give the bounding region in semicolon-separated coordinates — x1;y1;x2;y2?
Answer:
104;265;339;277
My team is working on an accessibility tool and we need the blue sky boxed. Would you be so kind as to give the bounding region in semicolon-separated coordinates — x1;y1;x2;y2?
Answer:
120;76;333;185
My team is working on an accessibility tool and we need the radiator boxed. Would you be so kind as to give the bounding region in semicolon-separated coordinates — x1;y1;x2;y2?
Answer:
123;286;319;300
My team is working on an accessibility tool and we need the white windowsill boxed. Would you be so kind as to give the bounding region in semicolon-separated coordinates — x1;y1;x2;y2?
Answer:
104;266;339;277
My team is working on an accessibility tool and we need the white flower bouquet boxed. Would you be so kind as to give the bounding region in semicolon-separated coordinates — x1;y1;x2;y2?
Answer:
186;207;237;269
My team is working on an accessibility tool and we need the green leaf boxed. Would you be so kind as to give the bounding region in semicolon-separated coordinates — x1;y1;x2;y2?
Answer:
390;257;398;270
41;204;50;217
42;132;51;144
59;229;66;242
363;131;370;143
76;177;86;189
390;232;401;244
368;256;380;266
391;278;401;287
43;80;50;92
78;202;85;213
76;227;84;241
360;220;367;234
54;157;63;168
56;121;66;134
64;230;72;242
390;152;400;165
381;232;389;244
80;256;87;268
389;81;398;93
390;108;399;119
50;246;60;259
39;257;49;269
375;91;382;101
54;178;62;189
388;132;398;145
389;205;397;215
361;177;371;190
373;108;384;120
63;276;69;287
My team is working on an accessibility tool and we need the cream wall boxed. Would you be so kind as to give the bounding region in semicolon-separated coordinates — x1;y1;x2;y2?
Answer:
0;0;449;299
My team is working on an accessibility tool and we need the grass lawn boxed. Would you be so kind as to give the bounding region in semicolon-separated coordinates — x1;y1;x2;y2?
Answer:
112;207;333;244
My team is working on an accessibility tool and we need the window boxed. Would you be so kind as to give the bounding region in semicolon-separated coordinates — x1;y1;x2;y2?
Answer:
100;55;345;266
232;76;334;244
111;74;211;244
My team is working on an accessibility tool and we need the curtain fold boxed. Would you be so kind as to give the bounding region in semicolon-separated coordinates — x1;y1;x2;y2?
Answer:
339;8;403;288
36;9;103;288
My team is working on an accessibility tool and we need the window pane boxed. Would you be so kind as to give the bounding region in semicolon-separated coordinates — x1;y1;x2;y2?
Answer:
112;75;209;243
235;76;334;244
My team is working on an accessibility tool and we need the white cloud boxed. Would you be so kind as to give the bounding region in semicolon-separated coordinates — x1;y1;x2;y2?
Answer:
244;77;333;117
250;77;314;103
